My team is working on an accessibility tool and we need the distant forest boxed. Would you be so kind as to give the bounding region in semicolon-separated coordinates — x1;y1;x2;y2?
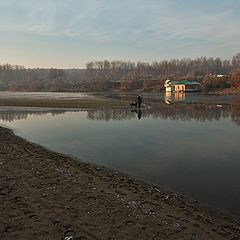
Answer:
1;53;240;92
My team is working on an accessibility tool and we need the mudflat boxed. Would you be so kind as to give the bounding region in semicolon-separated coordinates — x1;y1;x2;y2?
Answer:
0;92;128;109
0;126;240;240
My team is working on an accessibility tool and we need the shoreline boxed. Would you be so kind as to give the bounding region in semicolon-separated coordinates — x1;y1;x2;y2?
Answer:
0;93;129;109
0;125;240;239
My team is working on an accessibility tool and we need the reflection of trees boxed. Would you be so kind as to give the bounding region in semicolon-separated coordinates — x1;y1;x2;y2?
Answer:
150;104;225;122
1;103;239;126
0;110;65;122
87;109;136;121
231;105;240;126
86;103;240;126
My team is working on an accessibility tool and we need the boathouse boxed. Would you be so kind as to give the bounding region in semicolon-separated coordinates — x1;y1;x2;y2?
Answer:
164;80;201;92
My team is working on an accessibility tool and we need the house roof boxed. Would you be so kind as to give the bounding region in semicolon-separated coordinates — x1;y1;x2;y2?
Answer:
175;80;200;85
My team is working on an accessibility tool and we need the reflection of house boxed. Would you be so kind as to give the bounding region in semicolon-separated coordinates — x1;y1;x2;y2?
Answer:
164;80;201;92
164;92;186;104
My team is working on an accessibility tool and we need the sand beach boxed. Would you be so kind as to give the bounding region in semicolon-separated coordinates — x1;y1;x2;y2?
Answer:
0;126;240;240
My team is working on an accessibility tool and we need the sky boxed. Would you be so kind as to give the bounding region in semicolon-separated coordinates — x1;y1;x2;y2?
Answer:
0;0;240;68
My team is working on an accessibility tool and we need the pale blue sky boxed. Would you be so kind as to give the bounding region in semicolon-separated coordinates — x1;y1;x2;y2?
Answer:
0;0;240;68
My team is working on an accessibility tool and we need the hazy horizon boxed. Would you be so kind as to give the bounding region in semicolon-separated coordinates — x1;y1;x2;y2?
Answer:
0;0;240;68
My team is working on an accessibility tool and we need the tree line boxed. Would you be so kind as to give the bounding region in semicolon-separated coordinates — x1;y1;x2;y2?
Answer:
1;53;240;92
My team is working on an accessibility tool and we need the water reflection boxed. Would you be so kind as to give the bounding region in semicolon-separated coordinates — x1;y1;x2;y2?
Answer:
130;109;142;120
99;92;240;125
0;102;240;126
137;110;142;120
1;96;240;218
0;108;66;122
164;92;186;104
87;104;240;126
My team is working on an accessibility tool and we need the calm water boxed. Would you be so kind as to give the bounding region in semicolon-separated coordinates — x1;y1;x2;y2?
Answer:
1;92;240;218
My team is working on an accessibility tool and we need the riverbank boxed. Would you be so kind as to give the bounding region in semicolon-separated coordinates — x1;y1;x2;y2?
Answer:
0;92;128;109
0;126;240;240
210;87;240;95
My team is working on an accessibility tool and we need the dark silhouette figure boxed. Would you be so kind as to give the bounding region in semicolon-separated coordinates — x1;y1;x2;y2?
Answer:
137;95;143;108
137;110;142;120
130;101;138;108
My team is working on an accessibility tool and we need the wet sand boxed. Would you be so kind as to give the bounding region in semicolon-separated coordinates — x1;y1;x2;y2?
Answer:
0;126;240;240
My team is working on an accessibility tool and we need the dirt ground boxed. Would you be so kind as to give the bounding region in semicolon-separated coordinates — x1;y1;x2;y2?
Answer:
0;126;240;240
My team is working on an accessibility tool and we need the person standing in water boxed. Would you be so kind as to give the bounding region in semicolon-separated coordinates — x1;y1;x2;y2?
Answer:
137;95;143;108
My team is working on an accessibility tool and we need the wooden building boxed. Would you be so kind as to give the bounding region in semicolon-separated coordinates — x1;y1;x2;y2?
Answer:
164;80;201;92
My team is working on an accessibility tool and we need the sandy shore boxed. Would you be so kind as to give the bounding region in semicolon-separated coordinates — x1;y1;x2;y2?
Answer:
0;126;240;240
